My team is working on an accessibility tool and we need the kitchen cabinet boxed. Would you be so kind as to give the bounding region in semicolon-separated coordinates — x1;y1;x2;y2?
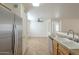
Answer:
1;3;21;17
58;44;70;55
2;3;13;10
52;39;70;55
52;40;58;55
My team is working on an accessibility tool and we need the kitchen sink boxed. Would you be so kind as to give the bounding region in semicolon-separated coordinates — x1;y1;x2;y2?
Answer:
67;37;79;43
73;39;79;43
56;37;79;49
56;32;79;43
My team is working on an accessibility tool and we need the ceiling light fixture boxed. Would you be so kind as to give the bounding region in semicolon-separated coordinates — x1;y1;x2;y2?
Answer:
32;3;40;7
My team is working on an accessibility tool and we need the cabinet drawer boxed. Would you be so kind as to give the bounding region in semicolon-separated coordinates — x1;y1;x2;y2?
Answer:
58;44;69;55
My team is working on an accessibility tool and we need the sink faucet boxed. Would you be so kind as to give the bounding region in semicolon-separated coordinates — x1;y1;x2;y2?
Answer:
76;33;79;39
67;30;74;39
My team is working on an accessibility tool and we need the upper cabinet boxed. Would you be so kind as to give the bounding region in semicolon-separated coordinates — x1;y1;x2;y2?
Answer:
2;3;22;17
2;3;13;10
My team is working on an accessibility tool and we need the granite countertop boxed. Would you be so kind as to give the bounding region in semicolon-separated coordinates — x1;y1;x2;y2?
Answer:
49;35;79;55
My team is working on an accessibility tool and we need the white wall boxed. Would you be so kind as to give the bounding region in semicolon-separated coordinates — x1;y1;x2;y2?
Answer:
27;19;51;37
26;4;79;36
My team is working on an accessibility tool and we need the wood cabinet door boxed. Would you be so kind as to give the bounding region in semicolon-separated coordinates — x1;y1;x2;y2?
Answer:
58;49;64;55
52;40;58;55
52;39;70;55
58;44;69;55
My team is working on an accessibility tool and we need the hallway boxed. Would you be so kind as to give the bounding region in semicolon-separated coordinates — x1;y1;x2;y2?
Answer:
24;37;50;55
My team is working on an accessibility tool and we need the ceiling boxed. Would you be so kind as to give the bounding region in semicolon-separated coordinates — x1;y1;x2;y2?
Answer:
24;3;79;20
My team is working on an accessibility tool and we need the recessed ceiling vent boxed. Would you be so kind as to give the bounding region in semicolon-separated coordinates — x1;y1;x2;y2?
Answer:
37;18;44;22
13;4;18;8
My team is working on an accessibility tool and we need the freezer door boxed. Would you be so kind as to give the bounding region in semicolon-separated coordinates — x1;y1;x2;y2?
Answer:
14;15;22;55
0;6;14;54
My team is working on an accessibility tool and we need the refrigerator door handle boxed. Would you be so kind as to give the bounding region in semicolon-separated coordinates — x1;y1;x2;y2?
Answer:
11;24;15;55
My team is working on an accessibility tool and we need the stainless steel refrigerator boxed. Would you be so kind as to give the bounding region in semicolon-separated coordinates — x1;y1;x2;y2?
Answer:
0;4;22;55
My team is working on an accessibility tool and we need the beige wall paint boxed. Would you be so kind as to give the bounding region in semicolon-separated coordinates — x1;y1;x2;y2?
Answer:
62;19;79;33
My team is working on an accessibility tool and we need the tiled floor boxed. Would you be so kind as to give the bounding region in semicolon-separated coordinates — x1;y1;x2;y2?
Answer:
24;37;50;55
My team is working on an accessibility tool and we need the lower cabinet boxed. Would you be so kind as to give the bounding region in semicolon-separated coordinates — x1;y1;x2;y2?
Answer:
52;40;70;55
52;40;58;55
58;49;64;55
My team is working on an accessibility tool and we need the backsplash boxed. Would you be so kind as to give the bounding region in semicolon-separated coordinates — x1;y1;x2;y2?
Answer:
61;19;79;33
